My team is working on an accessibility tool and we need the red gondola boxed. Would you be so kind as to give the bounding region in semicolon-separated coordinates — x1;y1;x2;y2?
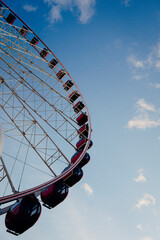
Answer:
19;25;28;37
69;91;80;103
41;180;69;209
5;195;41;235
40;48;49;58
71;149;82;163
49;58;58;69
62;166;83;187
76;137;86;150
71;150;90;168
73;101;84;113
56;69;66;80
78;124;89;138
63;80;73;91
76;113;88;126
30;37;39;46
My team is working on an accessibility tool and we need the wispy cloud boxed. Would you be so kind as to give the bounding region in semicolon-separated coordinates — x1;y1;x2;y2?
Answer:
129;39;160;70
137;99;156;112
136;193;156;209
127;55;144;68
127;39;160;87
107;216;112;221
128;117;160;129
136;224;143;230
147;40;160;70
122;0;132;7
82;183;93;195
23;4;37;12
127;99;160;130
47;4;62;23
154;83;160;88
76;0;96;24
132;75;145;81
134;169;146;183
44;0;96;24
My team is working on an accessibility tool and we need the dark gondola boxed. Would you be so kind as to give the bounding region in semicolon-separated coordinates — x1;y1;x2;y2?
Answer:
19;25;28;37
76;137;93;151
5;195;41;235
76;113;88;126
56;69;66;80
69;91;80;103
30;36;39;46
78;124;89;138
48;58;58;69
76;137;86;150
62;166;83;187
73;101;84;113
88;140;93;149
40;48;49;58
71;150;90;168
6;13;16;24
41;180;69;209
63;80;73;91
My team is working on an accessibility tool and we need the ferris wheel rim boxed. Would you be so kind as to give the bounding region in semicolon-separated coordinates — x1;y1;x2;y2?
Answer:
0;0;92;206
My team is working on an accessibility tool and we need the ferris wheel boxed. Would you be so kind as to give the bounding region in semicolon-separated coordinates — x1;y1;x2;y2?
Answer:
0;0;92;235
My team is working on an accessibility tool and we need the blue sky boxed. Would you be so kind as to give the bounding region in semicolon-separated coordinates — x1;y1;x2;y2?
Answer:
1;0;160;240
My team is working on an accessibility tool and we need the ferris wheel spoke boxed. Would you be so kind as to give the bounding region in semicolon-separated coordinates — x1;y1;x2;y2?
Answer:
0;28;60;82
0;52;80;142
0;162;6;182
0;64;79;146
0;30;77;103
0;157;16;194
0;44;74;111
3;152;54;177
0;80;72;174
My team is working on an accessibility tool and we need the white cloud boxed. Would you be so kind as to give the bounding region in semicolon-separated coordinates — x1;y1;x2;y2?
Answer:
155;83;160;88
82;183;93;195
48;4;62;23
76;0;95;24
134;169;146;183
136;224;143;230
23;4;37;12
127;39;160;77
127;99;160;130
128;116;160;129
145;39;160;69
133;75;144;80
107;216;112;221
127;55;144;68
122;0;132;7
156;61;160;69
137;99;156;112
136;193;156;209
44;0;96;24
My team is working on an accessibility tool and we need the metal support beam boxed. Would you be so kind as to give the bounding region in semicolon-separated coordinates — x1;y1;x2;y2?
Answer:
0;156;16;194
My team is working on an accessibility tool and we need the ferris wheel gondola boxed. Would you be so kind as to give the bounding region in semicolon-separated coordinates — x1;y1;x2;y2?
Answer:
0;0;92;235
